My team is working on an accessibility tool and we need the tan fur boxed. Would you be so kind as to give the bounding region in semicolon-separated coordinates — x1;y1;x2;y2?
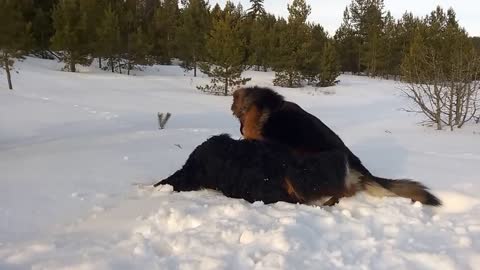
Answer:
242;105;264;140
231;88;251;120
363;180;396;197
283;177;305;203
232;87;269;140
344;166;363;196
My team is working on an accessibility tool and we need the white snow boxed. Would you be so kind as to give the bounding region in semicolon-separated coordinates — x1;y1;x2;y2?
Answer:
0;58;479;270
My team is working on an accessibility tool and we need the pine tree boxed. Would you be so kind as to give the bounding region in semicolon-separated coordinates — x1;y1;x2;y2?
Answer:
472;37;480;53
124;26;152;75
359;0;385;76
273;0;311;88
198;7;250;96
80;0;105;68
96;5;121;73
318;40;340;87
151;0;179;64
334;7;360;73
31;6;54;57
381;12;402;78
247;0;265;19
0;0;31;90
302;24;328;84
17;0;56;58
344;0;386;75
51;0;92;72
176;0;210;76
248;14;276;71
210;3;223;22
121;1;154;75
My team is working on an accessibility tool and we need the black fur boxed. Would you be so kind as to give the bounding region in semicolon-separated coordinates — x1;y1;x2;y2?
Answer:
242;87;371;176
238;87;441;206
154;134;349;204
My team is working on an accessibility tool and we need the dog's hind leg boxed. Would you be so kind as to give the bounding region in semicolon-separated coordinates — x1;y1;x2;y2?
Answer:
322;196;340;206
154;168;186;189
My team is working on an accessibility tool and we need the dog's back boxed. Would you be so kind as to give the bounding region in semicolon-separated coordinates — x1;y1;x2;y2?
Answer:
156;134;297;203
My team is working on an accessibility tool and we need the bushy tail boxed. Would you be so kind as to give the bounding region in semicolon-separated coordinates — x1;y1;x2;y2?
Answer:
362;176;442;206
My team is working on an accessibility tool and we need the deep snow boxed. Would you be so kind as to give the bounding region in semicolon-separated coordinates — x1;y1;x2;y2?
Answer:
0;58;479;270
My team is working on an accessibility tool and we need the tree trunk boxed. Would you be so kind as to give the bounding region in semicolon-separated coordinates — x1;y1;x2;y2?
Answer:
69;59;76;73
110;57;114;73
99;57;102;69
224;69;229;96
3;53;13;90
193;55;197;77
224;78;228;96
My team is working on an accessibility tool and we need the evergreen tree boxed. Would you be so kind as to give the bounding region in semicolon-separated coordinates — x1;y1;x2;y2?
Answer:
0;0;31;90
318;40;340;87
302;24;328;84
151;0;179;64
381;12;402;78
198;6;250;96
273;0;311;88
96;5;121;73
30;3;55;57
248;14;276;71
121;1;153;75
334;7;360;73
81;0;105;68
247;0;265;19
17;0;56;58
472;37;480;53
210;3;223;22
176;0;210;76
51;0;92;72
124;26;152;75
360;1;384;76
342;0;386;75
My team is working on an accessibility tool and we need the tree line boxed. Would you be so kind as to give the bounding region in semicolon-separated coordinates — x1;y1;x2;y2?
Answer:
0;0;341;92
0;0;479;110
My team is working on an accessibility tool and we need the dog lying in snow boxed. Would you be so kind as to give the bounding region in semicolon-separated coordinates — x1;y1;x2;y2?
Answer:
154;134;441;206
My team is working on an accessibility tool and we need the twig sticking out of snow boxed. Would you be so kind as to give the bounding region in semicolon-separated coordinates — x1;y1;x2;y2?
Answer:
158;113;172;129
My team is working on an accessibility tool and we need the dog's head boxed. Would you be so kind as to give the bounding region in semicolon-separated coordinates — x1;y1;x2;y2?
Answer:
231;88;250;120
231;87;285;121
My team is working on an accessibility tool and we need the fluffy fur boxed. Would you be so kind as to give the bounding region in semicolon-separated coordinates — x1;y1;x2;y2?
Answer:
154;134;441;206
231;87;442;206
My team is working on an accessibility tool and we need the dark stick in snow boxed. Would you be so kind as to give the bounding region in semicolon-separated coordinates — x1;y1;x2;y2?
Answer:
158;113;172;129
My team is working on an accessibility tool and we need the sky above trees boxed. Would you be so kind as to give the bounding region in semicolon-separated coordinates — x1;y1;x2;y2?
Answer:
210;0;479;36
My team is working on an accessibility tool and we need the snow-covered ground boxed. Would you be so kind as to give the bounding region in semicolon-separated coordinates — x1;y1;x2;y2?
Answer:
1;58;479;270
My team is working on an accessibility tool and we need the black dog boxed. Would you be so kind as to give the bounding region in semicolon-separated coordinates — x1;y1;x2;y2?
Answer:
154;134;441;206
232;87;442;206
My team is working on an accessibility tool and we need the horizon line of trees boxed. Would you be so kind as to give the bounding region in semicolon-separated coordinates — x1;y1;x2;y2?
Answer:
1;0;479;126
0;0;480;87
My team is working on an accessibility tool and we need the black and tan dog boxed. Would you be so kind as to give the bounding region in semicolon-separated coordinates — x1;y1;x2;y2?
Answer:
154;134;441;206
231;86;442;206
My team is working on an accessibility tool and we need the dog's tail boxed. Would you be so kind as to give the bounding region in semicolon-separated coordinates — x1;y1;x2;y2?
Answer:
361;176;442;206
